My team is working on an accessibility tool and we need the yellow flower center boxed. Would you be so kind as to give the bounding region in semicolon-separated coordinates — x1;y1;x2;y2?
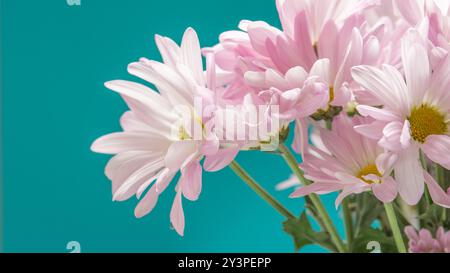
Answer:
357;164;382;184
178;126;191;140
408;104;448;143
329;86;335;103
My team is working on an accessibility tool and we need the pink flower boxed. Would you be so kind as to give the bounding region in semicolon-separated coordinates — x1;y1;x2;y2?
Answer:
203;29;273;102
244;63;330;154
210;0;382;104
351;29;450;207
290;115;398;207
208;0;388;154
405;226;450;253
91;28;220;236
394;0;450;51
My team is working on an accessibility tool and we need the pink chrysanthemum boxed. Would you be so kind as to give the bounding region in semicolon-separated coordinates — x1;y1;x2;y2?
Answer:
352;29;450;207
405;226;450;253
290;115;398;207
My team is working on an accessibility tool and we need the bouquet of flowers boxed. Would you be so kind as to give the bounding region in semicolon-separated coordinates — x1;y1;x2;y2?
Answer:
91;0;450;253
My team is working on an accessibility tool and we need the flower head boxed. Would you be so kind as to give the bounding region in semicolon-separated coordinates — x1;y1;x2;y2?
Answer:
351;29;450;207
290;114;398;207
92;28;219;236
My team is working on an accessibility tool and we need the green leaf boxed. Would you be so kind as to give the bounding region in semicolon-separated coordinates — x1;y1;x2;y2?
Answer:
418;204;450;231
283;212;337;252
354;193;384;230
351;227;397;253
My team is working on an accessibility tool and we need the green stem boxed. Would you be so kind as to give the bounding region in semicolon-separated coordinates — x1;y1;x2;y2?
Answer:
229;161;295;219
384;203;407;253
435;164;444;186
278;143;347;253
342;198;354;248
420;151;428;172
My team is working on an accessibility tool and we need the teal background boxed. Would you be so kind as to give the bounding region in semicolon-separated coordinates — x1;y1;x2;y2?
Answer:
1;0;343;253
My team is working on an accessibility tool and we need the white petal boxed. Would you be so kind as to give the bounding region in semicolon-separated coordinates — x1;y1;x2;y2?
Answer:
134;185;159;218
394;146;425;205
164;141;197;172
91;132;170;155
402;42;430;105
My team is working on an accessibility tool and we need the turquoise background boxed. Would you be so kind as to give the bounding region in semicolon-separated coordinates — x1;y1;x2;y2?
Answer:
1;0;343;253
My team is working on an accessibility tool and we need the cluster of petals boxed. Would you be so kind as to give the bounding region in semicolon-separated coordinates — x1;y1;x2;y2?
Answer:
92;0;450;235
405;226;450;253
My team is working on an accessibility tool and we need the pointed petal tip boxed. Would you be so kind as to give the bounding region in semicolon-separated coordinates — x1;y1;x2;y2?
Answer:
183;27;198;39
90;137;105;153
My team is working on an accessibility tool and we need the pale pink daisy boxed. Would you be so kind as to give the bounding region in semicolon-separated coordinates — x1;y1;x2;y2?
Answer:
405;226;450;253
352;29;450;207
290;115;398;207
92;28;220;236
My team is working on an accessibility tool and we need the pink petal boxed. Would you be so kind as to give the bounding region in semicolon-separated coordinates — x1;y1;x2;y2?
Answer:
335;184;369;208
104;80;172;113
181;161;203;201
170;191;185;236
111;157;164;200
375;152;398;175
310;59;331;83
285;66;308;87
334;29;363;89
290;183;345;198
164;141;197;172
378;121;404;151
293;11;316;69
400;120;412;149
292;119;308;155
203;146;240;172
372;176;398;203
395;146;425;205
422;135;450;169
405;225;419;241
155;168;176;193
394;0;424;25
356;105;399;122
201;136;219;156
317;21;338;62
134;185;159;218
91;132;169;155
424;172;450;208
352;65;408;111
181;28;205;86
154;34;181;68
247;22;280;56
354;120;385;140
402;42;430;105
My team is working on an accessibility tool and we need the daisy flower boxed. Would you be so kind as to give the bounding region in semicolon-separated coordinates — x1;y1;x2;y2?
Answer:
405;226;450;253
351;29;450;207
290;115;398;207
91;28;219;236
